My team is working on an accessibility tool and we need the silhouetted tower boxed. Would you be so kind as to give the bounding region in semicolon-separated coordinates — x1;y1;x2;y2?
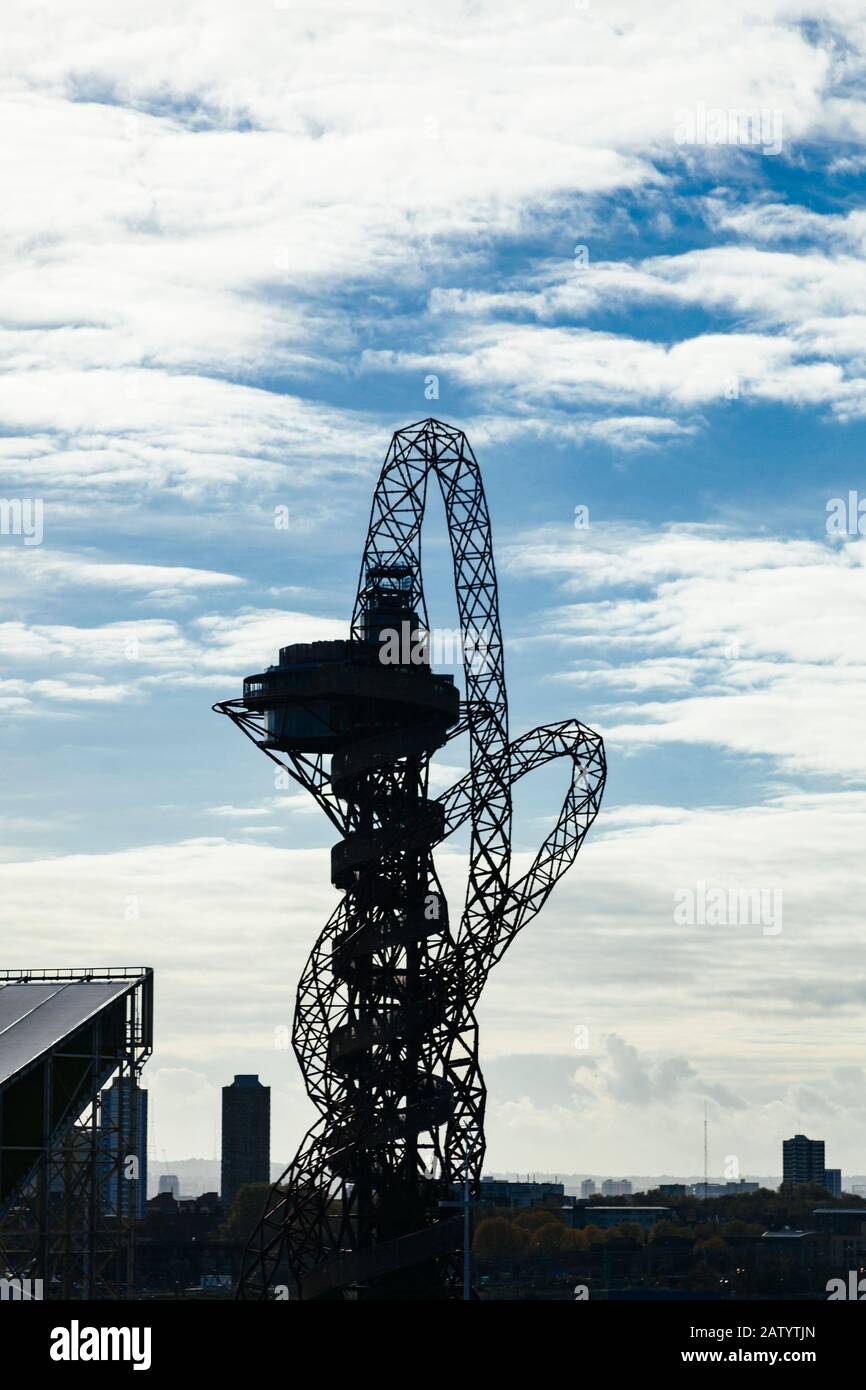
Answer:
215;420;605;1298
221;1075;270;1208
782;1134;825;1187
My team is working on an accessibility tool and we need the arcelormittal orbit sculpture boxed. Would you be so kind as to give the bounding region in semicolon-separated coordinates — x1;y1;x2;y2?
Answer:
215;419;605;1299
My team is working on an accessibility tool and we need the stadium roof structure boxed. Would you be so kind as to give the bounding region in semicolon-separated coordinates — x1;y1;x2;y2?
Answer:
0;967;153;1298
0;977;140;1089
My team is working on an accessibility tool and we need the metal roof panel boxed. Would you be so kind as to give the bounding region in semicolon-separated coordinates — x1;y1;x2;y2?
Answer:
0;980;134;1087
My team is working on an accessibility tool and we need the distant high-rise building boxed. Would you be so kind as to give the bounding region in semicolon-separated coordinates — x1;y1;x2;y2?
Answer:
601;1178;632;1197
221;1074;270;1208
782;1134;825;1187
824;1168;842;1198
99;1077;148;1219
580;1178;596;1199
158;1174;180;1199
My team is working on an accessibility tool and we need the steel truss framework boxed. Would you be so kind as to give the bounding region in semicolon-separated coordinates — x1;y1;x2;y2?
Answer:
215;420;606;1300
0;968;152;1300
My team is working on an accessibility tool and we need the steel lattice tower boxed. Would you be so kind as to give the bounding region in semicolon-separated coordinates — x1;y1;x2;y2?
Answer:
214;419;605;1299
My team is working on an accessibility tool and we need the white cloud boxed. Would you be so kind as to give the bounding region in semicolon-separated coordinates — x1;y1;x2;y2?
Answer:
476;784;866;1170
418;205;866;425
1;784;864;1167
0;0;863;487
0;607;347;712
483;1047;866;1177
0;548;243;602
506;524;866;778
0;369;382;497
364;322;857;418
206;794;322;820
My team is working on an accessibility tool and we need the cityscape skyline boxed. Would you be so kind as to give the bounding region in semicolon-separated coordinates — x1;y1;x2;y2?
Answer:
142;1084;864;1205
137;1044;866;1175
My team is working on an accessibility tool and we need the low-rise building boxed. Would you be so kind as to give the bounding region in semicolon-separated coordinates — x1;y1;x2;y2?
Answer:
479;1178;565;1210
569;1204;670;1232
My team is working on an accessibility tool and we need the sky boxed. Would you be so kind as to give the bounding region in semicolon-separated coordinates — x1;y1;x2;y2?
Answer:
1;0;866;1182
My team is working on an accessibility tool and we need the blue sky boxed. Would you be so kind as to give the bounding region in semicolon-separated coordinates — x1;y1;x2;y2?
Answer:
2;1;866;1180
